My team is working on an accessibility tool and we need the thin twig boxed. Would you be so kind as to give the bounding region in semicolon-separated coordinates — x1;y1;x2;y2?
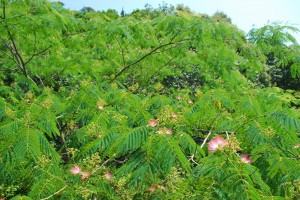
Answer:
188;154;199;165
112;38;194;80
201;131;212;148
35;74;45;86
149;56;176;81
40;184;69;200
114;158;128;163
219;130;236;135
287;150;300;159
234;115;264;132
2;19;28;77
91;158;110;175
117;39;126;68
225;131;229;139
56;115;64;119
208;111;224;130
2;38;24;73
2;50;14;59
169;29;182;43
151;44;181;54
24;45;52;65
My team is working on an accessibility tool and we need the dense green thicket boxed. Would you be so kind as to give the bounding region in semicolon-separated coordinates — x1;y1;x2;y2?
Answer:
0;1;300;199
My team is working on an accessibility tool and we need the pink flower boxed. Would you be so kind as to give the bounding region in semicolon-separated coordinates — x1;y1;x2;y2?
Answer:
148;119;159;127
98;105;104;110
104;171;113;180
176;96;182;101
80;171;90;182
71;165;91;181
70;165;81;175
172;113;178;118
240;154;252;164
166;129;172;135
208;136;227;153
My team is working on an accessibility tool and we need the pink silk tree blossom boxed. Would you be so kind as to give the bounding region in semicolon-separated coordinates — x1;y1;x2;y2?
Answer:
148;119;159;127
208;136;227;153
70;165;81;175
240;154;252;164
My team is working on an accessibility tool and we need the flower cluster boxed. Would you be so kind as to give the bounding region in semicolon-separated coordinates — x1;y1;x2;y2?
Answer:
70;165;90;182
240;154;252;164
147;184;166;192
208;136;252;164
97;98;107;110
208;136;227;153
148;119;173;135
148;119;159;127
104;171;113;180
97;105;104;110
156;128;172;135
176;96;182;101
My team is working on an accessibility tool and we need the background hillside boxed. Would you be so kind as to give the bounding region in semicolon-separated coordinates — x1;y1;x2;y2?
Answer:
0;1;300;199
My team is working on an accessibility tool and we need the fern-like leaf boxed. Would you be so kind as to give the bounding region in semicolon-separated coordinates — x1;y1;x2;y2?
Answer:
108;126;149;157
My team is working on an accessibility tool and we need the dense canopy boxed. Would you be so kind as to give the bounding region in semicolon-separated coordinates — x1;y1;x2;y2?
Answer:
0;1;300;199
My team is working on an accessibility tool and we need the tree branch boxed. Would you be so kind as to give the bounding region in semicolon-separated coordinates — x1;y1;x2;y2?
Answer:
1;8;29;78
117;39;126;68
24;45;52;65
112;38;193;80
151;43;181;54
169;29;182;43
2;37;28;77
149;56;176;80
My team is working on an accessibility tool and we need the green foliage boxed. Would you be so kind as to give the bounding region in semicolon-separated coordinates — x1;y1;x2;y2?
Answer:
0;1;300;199
248;22;300;89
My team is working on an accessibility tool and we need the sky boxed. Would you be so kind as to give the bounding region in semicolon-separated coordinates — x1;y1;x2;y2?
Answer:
57;0;300;43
